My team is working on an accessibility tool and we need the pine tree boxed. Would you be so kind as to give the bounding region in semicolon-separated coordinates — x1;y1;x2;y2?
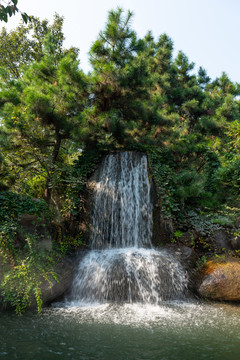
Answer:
0;34;87;202
85;8;151;147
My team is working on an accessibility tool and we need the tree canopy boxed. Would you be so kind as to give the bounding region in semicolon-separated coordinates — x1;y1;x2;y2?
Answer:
0;8;239;210
0;10;239;235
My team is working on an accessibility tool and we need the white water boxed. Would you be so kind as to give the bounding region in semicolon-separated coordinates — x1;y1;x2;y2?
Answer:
70;248;188;304
69;152;188;305
89;152;152;249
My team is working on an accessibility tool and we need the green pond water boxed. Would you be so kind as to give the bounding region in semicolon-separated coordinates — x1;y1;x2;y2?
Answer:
1;301;240;360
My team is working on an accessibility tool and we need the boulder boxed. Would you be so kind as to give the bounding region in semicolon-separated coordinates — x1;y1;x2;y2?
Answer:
197;259;240;301
40;258;75;306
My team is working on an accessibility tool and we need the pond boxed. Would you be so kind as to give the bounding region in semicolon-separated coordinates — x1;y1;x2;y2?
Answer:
1;301;240;360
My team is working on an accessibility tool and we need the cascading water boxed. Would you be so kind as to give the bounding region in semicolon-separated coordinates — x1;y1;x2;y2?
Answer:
69;152;188;305
89;152;152;249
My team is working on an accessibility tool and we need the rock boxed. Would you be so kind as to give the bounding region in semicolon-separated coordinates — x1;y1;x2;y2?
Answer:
163;245;197;270
197;259;240;301
152;213;174;245
212;230;232;251
177;245;198;269
40;258;75;306
150;184;174;246
0;257;75;310
17;214;53;251
230;235;240;250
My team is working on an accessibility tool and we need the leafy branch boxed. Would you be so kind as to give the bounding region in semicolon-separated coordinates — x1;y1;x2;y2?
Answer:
0;0;29;23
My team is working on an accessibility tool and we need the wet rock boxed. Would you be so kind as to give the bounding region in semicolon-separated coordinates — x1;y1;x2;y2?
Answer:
163;244;197;270
177;245;198;269
151;213;174;246
197;259;240;301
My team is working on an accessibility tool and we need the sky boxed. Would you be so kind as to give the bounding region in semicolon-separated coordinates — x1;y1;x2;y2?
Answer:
3;0;240;82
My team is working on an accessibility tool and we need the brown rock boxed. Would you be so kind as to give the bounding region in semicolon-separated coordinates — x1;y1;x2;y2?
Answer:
197;260;240;301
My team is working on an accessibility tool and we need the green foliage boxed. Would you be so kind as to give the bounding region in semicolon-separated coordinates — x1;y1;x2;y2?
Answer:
87;8;152;147
171;230;183;243
211;215;233;227
57;234;84;254
0;191;58;314
0;1;29;23
0;14;64;77
0;190;48;255
60;148;101;219
173;230;183;239
196;255;207;268
0;30;88;203
0;234;57;314
148;148;179;219
220;120;240;192
0;191;47;220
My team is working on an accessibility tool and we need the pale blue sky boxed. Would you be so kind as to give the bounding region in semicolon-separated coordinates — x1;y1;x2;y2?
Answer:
3;0;240;82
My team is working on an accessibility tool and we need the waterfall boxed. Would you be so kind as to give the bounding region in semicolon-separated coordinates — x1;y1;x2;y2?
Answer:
89;152;152;249
69;152;188;305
